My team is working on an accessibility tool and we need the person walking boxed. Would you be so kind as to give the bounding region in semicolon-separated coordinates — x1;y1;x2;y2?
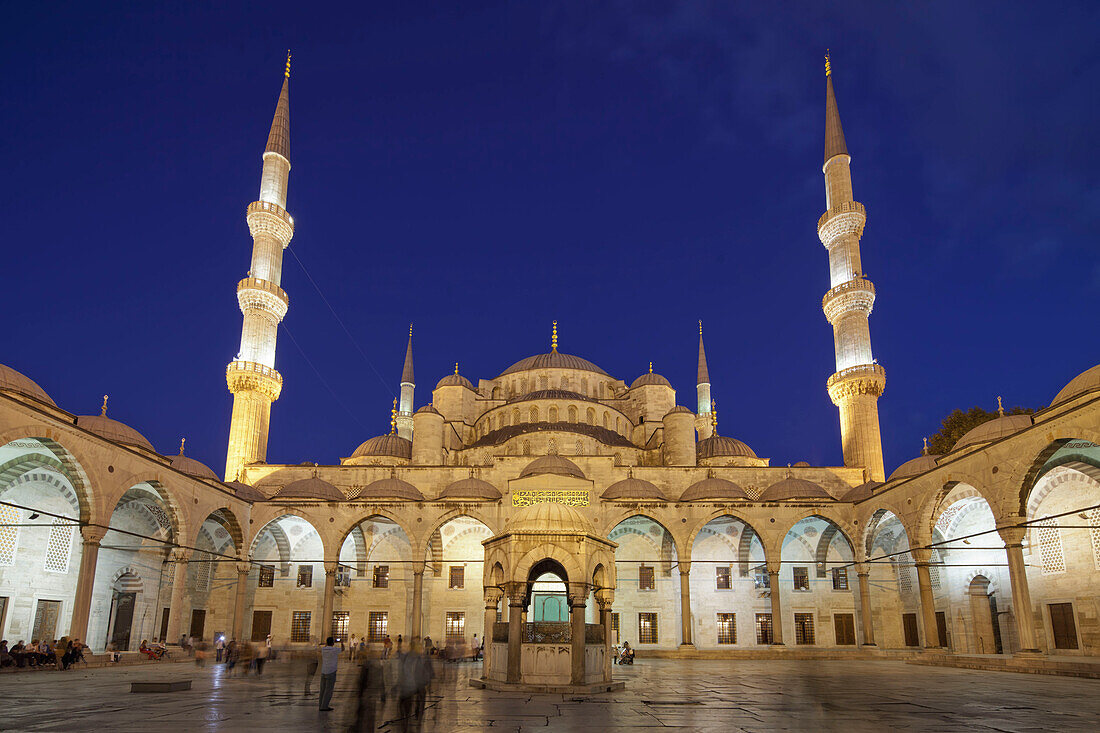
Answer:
350;646;386;732
215;636;225;663
318;637;339;712
382;635;392;660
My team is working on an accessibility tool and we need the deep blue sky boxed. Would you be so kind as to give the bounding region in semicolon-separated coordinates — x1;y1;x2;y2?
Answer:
3;2;1098;475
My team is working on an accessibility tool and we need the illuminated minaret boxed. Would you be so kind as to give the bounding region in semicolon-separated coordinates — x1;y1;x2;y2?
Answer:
818;53;885;481
225;53;295;481
396;325;415;440
696;321;714;440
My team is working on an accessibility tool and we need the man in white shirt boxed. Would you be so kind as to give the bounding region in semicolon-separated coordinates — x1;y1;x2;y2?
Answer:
319;637;339;711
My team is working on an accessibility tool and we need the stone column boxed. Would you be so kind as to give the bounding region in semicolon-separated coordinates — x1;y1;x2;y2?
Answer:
568;585;588;686
164;548;192;644
597;595;613;682
505;584;525;684
677;561;694;648
410;570;425;639
911;549;940;649
69;526;107;643
482;588;502;680
232;561;250;641
767;560;784;645
999;526;1042;655
856;565;876;647
321;561;337;641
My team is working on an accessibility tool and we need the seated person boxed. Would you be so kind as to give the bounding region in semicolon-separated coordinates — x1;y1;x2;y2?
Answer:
38;640;56;666
616;641;634;665
0;640;12;667
10;640;27;667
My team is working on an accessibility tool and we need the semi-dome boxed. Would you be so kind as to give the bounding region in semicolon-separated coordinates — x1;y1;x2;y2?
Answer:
274;477;344;501
841;481;883;502
352;434;412;460
500;352;608;377
1051;364;1100;407
435;371;475;390
679;476;749;502
506;501;591;534
0;364;56;407
76;414;156;452
601;475;667;501
171;454;219;481
519;454;586;480
953;414;1033;451
437;477;502;501
360;475;425;501
630;371;672;389
758;476;831;502
697;435;758;459
224;481;266;502
887;455;941;482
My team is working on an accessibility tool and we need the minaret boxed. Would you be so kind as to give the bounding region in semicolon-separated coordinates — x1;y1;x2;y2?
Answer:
817;53;885;481
396;324;415;440
696;320;714;440
224;53;295;481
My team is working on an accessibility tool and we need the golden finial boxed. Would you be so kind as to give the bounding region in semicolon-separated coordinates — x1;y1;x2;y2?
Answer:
285;50;292;79
824;49;831;77
710;399;718;433
179;437;186;455
390;398;398;434
922;437;929;456
409;322;413;337
648;361;653;374
699;319;703;336
454;362;460;375
100;394;109;416
551;321;558;352
997;396;1005;417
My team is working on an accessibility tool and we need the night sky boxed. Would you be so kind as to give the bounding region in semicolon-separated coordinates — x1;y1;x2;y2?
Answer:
3;3;1098;475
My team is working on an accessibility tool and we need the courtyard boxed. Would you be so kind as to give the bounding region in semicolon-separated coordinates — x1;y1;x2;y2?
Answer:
2;658;1097;732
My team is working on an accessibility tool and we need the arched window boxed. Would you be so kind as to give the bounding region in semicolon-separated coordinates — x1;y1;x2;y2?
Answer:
539;376;548;390
602;412;610;429
575;440;583;455
548;438;557;454
522;440;531;456
580;379;588;395
548;407;558;422
560;377;569;390
616;417;624;434
568;406;578;422
586;407;595;425
512;408;521;425
529;406;539;422
520;378;528;394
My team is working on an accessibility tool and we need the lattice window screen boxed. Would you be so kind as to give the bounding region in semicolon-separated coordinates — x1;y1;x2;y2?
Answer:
1037;518;1065;575
191;553;212;591
929;550;942;589
896;557;913;594
43;518;74;573
0;505;20;565
1088;509;1100;570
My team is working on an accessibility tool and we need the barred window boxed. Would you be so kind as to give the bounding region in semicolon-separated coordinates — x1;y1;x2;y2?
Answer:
716;613;736;644
258;565;275;588
793;566;810;591
1037;518;1066;574
586;407;595;425
373;565;389;589
638;613;658;644
639;565;655;590
42;518;73;573
568;406;578;422
929;550;942;589
897;557;913;593
291;611;311;642
753;565;769;589
831;567;848;590
445;612;465;644
368;612;387;642
611;612;620;645
715;566;731;590
794;613;815;645
191;553;211;591
755;613;773;644
331;611;350;643
1089;509;1100;570
0;505;21;565
449;566;465;589
297;564;313;588
336;567;352;587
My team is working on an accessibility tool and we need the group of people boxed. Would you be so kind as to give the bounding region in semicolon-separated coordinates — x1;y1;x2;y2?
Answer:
216;634;273;675
0;637;85;670
614;641;635;665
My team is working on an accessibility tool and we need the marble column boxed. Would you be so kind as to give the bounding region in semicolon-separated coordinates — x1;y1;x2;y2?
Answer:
321;561;337;641
597;595;613;682
569;595;587;686
410;570;425;639
999;526;1042;655
767;561;784;645
483;588;502;680
506;585;525;684
857;565;876;646
677;561;694;648
164;548;192;644
911;549;941;649
69;525;107;643
232;561;250;641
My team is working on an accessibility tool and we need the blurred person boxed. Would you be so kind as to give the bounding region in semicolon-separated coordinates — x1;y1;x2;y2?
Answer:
350;646;387;732
318;636;339;712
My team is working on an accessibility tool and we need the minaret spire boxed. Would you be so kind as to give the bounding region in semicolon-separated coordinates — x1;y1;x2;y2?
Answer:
695;320;714;439
224;59;296;481
396;324;415;440
818;54;886;482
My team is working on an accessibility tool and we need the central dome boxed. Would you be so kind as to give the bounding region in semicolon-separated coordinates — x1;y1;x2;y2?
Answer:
499;351;608;377
506;502;591;534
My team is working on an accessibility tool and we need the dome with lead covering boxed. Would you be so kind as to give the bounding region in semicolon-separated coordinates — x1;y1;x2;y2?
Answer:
171;454;219;481
361;475;424;501
225;481;266;503
953;414;1033;452
352;434;412;460
76;414;156;452
679;476;749;502
1051;364;1100;407
274;477;344;501
506;502;591;534
841;481;883;502
435;372;475;390
519;454;586;480
0;364;55;407
887;455;941;482
438;477;502;501
500;352;608;377
758;477;831;502
697;435;757;459
630;371;672;389
601;475;667;501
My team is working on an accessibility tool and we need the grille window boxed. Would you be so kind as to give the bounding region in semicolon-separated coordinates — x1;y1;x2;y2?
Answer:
373;565;389;588
638;613;658;644
793;566;810;591
368;612;388;642
258;565;275;588
43;519;74;573
716;613;736;644
446;612;465;644
834;613;856;645
611;613;620;645
331;611;350;643
639;565;655;590
449;566;465;589
794;613;815;645
715;566;731;590
1038;518;1066;574
0;505;21;565
297;564;313;588
831;567;848;590
291;611;311;642
755;613;773;644
753;565;769;589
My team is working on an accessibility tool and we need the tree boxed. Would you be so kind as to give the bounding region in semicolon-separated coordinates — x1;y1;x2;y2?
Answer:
926;404;1037;456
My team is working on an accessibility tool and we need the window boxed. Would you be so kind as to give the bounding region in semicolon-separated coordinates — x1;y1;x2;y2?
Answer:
831;567;848;591
897;557;913;594
529;407;539;422
638;613;658;644
548;407;558;422
611;613;620;645
638;565;655;590
1049;602;1078;650
368;612;387;642
753;565;770;589
336;567;352;587
0;505;20;565
258;565;275;588
715;566;731;590
755;613;773;644
834;613;856;645
793;567;810;591
717;613;736;644
297;564;313;588
373;565;389;589
902;613;920;647
539;376;548;390
586;407;595;425
568;406;578;422
331;611;350;643
291;611;311;642
1037;518;1066;574
449;566;465;589
794;613;815;645
1088;509;1100;569
446;612;465;644
43;518;74;573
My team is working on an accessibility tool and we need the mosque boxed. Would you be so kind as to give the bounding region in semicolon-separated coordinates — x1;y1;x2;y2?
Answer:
1;54;1098;686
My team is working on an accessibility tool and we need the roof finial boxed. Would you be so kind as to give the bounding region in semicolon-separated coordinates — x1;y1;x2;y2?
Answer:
551;320;558;352
824;49;831;77
454;362;460;375
390;398;398;434
409;322;413;337
179;437;186;455
285;49;292;79
922;436;929;456
996;395;1005;417
699;319;703;336
710;399;718;434
100;394;109;416
649;361;653;374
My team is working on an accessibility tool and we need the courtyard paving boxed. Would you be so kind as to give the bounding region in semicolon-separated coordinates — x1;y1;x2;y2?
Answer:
2;657;1097;731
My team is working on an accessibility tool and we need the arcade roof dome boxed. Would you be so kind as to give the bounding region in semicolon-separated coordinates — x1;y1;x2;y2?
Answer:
352;434;412;460
518;454;586;480
500;351;608;378
679;476;749;502
953;414;1033;451
506;501;591;534
437;477;502;501
274;477;343;501
171;454;219;481
840;481;883;502
361;475;424;501
697;435;758;459
601;475;667;501
76;414;156;452
224;481;266;502
1051;364;1100;407
758;476;831;502
0;364;55;407
887;455;941;482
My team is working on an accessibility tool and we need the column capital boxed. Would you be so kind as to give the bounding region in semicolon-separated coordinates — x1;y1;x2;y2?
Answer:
235;561;252;576
595;588;615;608
323;560;339;575
483;587;504;607
412;568;425;578
80;525;108;544
171;547;193;563
504;581;527;606
997;525;1027;547
677;560;691;576
567;582;591;606
910;547;932;565
766;559;782;575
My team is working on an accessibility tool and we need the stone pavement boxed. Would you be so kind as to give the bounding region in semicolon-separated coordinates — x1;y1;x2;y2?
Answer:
2;657;1097;731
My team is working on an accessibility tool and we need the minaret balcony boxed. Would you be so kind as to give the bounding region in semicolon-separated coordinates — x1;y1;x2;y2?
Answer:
826;363;885;406
246;200;295;245
822;277;876;322
237;277;290;321
226;360;283;401
817;201;866;246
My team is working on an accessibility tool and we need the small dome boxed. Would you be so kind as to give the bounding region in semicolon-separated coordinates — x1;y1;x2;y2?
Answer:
352;434;412;460
1051;364;1100;407
792;461;810;467
697;435;758;459
274;477;344;501
361;476;425;501
500;352;608;377
887;455;941;482
0;364;55;406
171;454;218;481
416;404;442;415
506;502;591;534
519;454;586;480
841;481;883;502
436;372;475;390
664;406;694;418
630;371;671;389
438;477;501;501
758;476;831;502
601;475;667;501
76;414;155;452
680;476;749;502
224;481;266;503
953;414;1033;452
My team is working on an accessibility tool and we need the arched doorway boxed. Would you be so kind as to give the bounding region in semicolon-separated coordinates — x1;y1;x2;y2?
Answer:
967;575;999;654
